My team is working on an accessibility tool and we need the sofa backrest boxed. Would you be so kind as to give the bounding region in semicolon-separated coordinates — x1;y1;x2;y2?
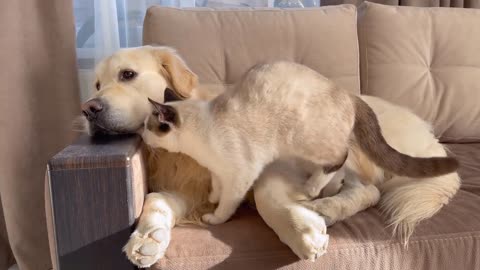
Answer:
358;2;480;142
143;3;480;142
143;5;360;94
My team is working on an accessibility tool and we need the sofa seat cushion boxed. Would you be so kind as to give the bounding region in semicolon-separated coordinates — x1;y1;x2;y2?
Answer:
358;2;480;142
143;5;360;94
448;143;480;195
152;144;480;270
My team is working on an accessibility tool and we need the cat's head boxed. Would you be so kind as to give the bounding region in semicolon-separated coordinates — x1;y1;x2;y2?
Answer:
141;99;198;152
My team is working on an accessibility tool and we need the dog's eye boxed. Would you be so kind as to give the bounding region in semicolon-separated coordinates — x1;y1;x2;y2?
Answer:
119;69;137;82
95;81;100;91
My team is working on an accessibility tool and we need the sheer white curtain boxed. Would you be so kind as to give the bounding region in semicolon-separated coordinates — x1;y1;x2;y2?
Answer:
74;0;320;100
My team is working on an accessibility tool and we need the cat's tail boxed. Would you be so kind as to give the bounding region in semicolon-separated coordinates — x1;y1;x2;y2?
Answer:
352;97;459;178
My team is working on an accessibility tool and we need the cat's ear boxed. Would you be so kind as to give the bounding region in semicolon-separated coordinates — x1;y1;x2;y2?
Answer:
164;87;183;102
148;98;179;126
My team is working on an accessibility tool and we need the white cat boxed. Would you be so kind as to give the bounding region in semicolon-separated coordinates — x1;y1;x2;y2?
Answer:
140;61;458;225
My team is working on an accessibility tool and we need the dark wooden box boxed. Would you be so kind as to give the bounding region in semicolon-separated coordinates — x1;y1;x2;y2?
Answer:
46;134;147;270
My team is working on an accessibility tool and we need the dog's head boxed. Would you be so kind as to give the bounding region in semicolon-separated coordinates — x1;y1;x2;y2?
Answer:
80;46;198;135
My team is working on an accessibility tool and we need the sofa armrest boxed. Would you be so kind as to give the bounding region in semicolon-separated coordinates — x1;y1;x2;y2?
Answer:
46;134;147;270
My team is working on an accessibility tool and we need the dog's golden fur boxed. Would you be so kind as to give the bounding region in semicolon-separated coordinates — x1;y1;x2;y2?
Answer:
145;148;214;224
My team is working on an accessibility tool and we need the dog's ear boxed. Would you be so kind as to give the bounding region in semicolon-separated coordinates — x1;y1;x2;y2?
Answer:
150;47;198;99
148;98;179;126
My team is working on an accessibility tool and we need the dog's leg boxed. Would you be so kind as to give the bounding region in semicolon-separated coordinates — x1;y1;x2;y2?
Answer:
254;161;329;261
301;169;381;226
124;192;187;268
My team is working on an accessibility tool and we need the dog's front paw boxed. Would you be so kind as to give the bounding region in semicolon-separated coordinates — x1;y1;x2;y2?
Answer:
123;227;171;268
298;230;329;261
289;215;329;261
202;213;227;225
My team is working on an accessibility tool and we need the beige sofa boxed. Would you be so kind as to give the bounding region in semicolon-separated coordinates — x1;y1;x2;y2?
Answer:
46;2;480;270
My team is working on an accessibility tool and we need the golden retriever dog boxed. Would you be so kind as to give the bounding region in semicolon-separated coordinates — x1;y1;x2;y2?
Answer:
80;46;460;268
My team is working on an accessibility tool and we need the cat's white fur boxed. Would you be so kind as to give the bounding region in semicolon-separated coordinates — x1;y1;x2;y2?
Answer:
141;61;458;227
141;62;361;225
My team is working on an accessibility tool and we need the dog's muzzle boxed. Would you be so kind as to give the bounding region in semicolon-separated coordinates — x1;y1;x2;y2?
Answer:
81;98;104;121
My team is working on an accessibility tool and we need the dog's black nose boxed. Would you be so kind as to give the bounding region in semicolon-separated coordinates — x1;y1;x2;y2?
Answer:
81;98;103;120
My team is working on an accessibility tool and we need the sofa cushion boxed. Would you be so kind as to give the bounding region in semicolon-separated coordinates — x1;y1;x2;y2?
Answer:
143;5;360;94
448;143;480;194
152;143;480;270
358;2;480;142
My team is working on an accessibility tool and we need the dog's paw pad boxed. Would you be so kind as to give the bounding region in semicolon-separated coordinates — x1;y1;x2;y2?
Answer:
139;256;157;267
139;242;159;256
287;215;329;261
300;231;329;262
124;228;170;268
151;228;170;246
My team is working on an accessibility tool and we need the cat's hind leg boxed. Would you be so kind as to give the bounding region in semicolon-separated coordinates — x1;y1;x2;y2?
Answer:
208;173;222;204
304;169;338;198
302;169;380;226
303;153;348;198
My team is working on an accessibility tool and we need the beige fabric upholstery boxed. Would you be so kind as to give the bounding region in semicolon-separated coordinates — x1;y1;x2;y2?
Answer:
143;5;360;94
0;1;80;269
358;2;480;142
152;145;480;270
322;0;480;7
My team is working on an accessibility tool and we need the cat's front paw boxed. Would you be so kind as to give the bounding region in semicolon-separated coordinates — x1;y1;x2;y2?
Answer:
202;213;227;225
123;227;171;268
304;180;323;198
208;190;220;204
